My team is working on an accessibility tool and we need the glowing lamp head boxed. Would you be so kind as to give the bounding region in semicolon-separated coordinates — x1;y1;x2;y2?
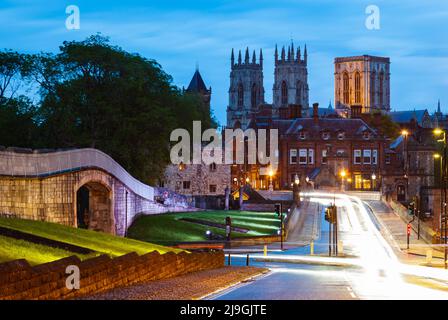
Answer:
340;169;347;178
434;153;441;159
372;173;377;180
434;128;444;136
294;174;300;185
306;176;310;183
401;129;409;137
245;177;250;183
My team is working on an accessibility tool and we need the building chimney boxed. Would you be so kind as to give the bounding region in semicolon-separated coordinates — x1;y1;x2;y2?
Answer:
313;103;319;123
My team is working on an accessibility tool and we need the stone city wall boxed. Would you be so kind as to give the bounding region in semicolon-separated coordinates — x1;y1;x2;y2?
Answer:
0;251;224;300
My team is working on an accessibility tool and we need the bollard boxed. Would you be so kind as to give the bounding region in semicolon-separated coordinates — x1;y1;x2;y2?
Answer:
337;240;344;256
263;245;268;257
310;241;314;256
426;249;433;265
227;254;231;266
246;254;250;266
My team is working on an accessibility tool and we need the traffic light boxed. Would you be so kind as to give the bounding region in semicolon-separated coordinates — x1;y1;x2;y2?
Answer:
325;207;331;222
275;204;281;217
408;202;415;215
325;205;337;223
407;223;411;236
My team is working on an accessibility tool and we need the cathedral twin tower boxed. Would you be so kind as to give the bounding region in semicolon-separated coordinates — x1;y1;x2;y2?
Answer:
227;44;310;129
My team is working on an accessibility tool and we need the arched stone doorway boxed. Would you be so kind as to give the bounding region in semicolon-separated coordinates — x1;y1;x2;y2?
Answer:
76;182;113;233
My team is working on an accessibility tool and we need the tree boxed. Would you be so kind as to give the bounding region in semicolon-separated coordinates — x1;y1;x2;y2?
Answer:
35;35;213;184
363;112;400;140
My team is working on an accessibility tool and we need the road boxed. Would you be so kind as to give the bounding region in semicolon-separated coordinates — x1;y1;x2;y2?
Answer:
212;192;448;300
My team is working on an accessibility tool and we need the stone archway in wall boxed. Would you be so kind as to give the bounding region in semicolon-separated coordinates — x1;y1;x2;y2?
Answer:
75;181;114;234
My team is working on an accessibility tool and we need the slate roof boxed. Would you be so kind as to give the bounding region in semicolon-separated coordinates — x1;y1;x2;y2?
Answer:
269;118;377;138
187;70;209;93
389;110;428;125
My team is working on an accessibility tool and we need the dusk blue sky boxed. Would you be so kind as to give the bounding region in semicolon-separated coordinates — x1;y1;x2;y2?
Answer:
0;0;447;125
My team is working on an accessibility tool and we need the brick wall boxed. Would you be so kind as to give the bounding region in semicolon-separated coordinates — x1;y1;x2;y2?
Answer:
0;251;224;300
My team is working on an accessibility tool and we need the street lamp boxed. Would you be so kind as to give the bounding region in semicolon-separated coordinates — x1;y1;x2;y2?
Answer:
268;169;275;191
293;174;300;205
434;128;447;268
339;169;347;191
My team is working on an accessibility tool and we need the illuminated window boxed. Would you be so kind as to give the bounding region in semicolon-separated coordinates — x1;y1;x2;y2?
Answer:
355;72;361;104
354;175;362;189
343;73;349;104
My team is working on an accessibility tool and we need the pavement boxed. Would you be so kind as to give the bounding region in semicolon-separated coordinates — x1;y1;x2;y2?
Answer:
365;200;446;267
80;266;268;300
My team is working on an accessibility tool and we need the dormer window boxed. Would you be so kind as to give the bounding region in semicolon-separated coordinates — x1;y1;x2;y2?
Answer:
322;132;330;140
337;131;345;140
363;131;371;140
298;131;306;140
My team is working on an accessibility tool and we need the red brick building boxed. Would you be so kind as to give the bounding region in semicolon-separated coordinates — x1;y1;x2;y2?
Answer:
233;104;388;191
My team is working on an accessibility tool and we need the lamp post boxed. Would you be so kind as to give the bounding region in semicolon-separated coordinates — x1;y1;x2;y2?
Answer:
434;128;447;268
293;174;300;206
268;169;274;191
339;169;347;191
401;129;410;199
371;173;377;191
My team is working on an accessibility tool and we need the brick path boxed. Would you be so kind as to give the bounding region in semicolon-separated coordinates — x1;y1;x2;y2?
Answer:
80;266;267;300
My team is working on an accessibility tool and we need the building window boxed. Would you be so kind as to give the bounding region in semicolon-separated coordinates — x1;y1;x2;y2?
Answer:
337;132;345;140
354;150;362;164
322;132;330;140
210;163;217;171
281;81;288;105
299;149;308;164
336;149;346;157
308;149;314;164
289;149;297;164
355;72;361;104
209;184;217;193
183;181;191;190
355;174;362;189
299;131;306;140
237;84;244;107
296;81;302;104
385;153;391;165
379;71;384;108
363;149;371;164
363;131;371;140
251;84;257;109
372;149;378;165
370;71;376;107
343;73;349;104
322;149;328;164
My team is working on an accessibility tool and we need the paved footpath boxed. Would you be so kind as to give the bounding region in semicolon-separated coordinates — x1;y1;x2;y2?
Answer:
365;200;446;267
80;266;267;300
